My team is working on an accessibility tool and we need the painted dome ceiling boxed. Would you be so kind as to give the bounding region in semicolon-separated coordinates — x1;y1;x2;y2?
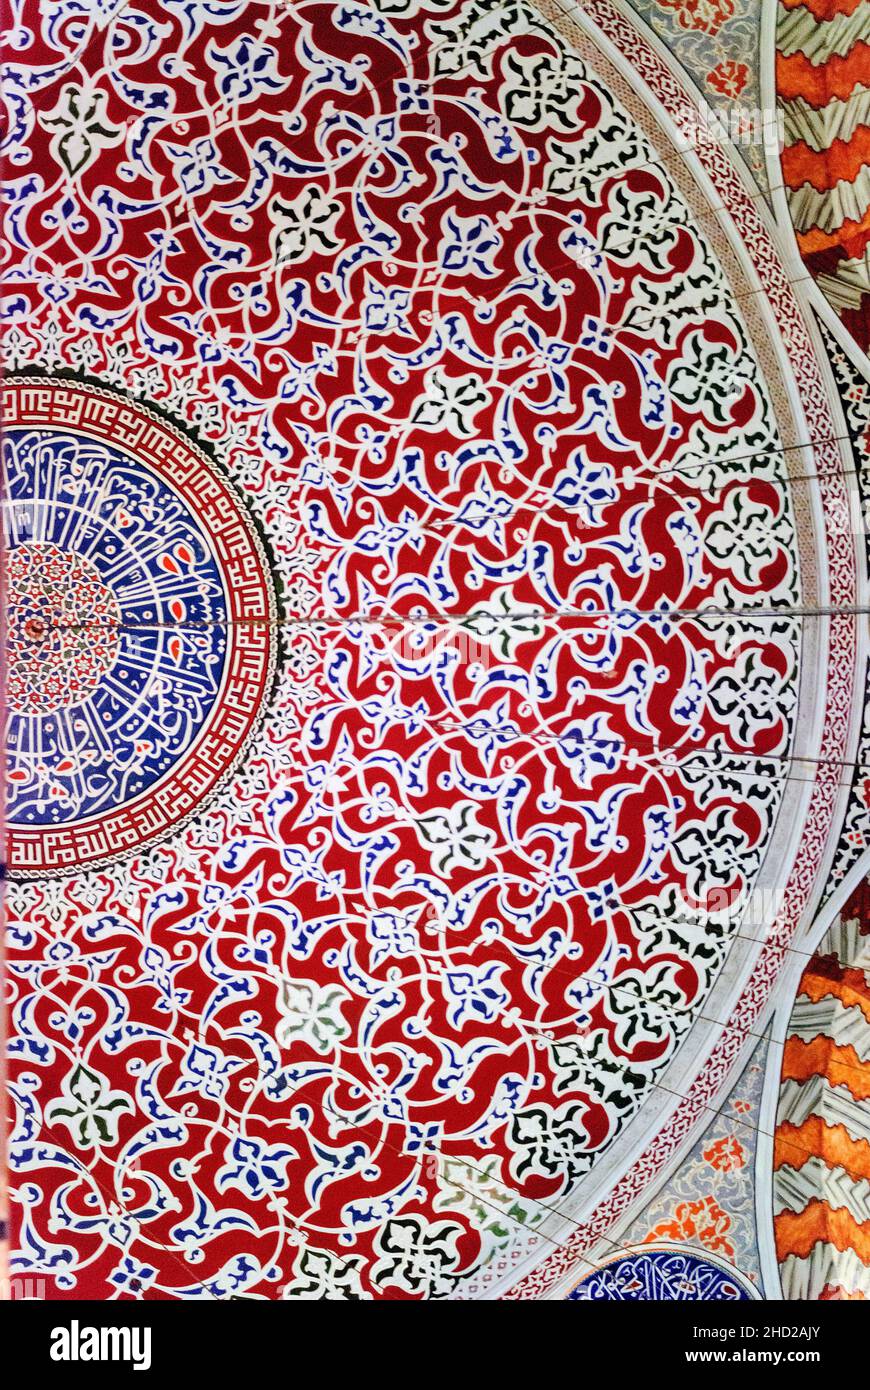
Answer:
3;0;870;1303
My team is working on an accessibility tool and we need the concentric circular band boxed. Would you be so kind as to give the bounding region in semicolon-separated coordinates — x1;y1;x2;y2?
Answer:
3;377;276;876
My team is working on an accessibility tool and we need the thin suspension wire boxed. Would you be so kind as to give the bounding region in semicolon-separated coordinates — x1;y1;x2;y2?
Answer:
27;982;870;1288
353;715;858;776
425;460;868;531
510;1020;870;1257
28;603;869;629
283;710;862;795
460;916;870;1097
369;482;859;539
283;422;856;498
376;948;870;1250
260;1023;870;1280
292;394;852;488
16;16;861;527
253;1060;632;1273
14;907;868;1292
287;451;868;548
11;0;867;1300
20;0;823;350
411;859;870;980
14;1113;252;1299
17;1043;620;1286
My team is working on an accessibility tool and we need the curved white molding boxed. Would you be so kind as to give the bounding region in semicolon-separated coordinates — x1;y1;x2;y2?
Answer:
496;0;861;1300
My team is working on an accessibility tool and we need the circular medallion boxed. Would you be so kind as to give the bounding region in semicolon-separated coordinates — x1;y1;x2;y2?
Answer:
567;1246;759;1301
3;378;276;876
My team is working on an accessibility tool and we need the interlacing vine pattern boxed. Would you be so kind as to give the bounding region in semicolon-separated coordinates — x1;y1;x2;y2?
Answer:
1;0;820;1298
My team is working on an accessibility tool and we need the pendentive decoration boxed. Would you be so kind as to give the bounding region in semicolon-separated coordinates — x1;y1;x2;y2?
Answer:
1;0;855;1301
3;377;276;876
774;881;870;1300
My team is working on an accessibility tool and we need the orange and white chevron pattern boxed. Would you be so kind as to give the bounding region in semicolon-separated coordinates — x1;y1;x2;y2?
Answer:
775;880;870;1298
777;0;870;352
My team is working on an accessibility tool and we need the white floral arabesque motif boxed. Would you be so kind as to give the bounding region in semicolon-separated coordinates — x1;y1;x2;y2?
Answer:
4;0;802;1301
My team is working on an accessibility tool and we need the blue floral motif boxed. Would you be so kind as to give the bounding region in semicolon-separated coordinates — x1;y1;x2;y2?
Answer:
216;1135;296;1201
